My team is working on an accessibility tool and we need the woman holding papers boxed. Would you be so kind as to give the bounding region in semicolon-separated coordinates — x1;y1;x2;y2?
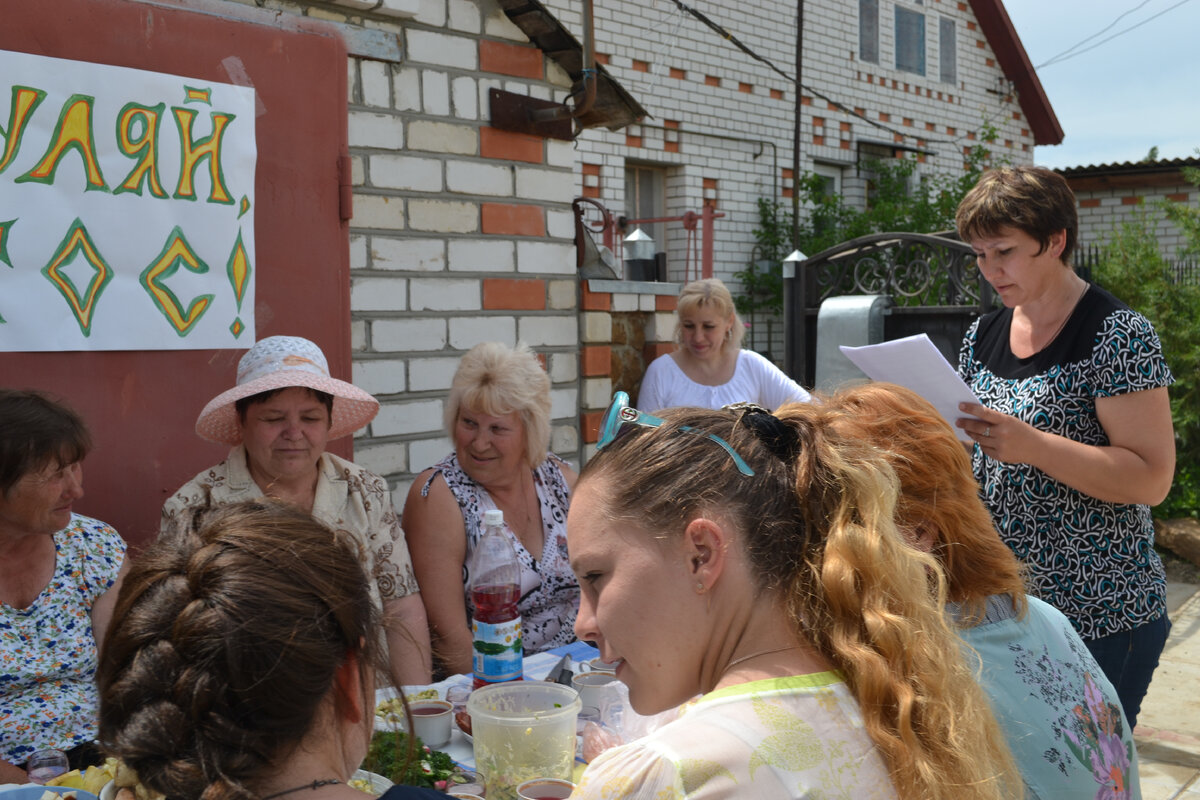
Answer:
637;278;812;411
954;165;1175;729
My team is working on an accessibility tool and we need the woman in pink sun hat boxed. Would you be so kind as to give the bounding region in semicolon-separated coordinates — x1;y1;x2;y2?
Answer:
160;335;432;684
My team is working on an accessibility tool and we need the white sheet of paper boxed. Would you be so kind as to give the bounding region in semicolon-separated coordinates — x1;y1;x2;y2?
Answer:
838;334;982;441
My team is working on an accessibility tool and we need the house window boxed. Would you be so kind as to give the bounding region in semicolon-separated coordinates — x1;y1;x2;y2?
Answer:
812;163;843;198
939;16;957;84
895;6;926;76
859;0;879;64
624;164;667;276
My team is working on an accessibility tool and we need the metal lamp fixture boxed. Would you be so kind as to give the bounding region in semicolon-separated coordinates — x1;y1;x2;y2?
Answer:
624;227;657;282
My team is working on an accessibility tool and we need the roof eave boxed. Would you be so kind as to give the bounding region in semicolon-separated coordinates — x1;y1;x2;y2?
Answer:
967;0;1063;146
496;0;647;132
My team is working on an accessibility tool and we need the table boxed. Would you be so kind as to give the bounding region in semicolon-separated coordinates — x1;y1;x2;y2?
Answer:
375;641;601;770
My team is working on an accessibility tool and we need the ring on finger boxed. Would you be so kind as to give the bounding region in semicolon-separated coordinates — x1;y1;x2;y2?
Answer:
984;426;991;438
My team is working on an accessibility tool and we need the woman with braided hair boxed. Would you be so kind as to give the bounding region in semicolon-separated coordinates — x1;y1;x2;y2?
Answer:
96;501;442;800
567;393;1021;800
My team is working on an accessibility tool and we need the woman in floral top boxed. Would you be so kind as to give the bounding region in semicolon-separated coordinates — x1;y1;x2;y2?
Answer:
829;383;1140;799
0;390;129;783
161;336;431;685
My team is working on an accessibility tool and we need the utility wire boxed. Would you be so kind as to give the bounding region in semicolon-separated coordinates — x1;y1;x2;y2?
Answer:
1035;0;1194;69
664;0;967;149
1035;0;1154;67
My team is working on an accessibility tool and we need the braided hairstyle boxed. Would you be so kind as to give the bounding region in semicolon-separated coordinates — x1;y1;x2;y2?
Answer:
581;404;1022;800
97;500;379;800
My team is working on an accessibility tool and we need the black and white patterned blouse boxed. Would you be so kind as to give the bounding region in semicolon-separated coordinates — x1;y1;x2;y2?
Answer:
958;284;1174;640
421;452;579;654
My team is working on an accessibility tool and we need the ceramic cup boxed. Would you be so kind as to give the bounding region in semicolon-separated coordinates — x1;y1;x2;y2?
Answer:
571;670;618;717
515;778;576;800
407;699;453;747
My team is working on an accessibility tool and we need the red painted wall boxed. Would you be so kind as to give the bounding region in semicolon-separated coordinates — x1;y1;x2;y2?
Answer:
0;0;352;547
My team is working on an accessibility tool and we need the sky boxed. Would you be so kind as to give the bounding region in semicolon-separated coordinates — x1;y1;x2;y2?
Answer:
1002;0;1200;169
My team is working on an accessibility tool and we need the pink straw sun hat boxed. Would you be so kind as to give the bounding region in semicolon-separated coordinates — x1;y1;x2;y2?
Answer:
195;336;380;445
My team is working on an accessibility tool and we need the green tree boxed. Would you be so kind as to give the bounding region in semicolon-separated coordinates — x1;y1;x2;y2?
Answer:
1094;207;1200;517
733;124;1002;320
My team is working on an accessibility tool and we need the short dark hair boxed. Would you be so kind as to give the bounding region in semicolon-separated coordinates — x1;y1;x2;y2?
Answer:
0;389;91;494
234;387;334;423
955;165;1079;265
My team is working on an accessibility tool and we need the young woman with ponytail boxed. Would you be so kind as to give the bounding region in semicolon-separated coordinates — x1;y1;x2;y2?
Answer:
567;394;1021;800
96;501;442;800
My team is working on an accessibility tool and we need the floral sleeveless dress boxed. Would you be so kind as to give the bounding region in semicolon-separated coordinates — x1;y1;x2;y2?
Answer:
421;452;579;654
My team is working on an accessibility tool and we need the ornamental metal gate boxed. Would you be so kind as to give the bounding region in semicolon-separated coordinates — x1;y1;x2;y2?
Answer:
782;232;996;387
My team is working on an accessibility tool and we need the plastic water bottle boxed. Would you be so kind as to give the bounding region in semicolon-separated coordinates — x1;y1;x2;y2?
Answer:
470;509;523;688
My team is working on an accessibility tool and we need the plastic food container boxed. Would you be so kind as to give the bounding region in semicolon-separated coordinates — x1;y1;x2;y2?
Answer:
467;682;581;800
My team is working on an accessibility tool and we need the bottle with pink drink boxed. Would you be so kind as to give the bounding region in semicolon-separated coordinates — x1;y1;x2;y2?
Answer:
470;509;523;689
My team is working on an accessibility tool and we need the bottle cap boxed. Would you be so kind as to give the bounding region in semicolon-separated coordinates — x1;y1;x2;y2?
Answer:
483;509;504;526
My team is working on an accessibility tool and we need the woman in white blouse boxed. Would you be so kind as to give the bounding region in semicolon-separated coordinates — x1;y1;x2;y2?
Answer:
637;278;812;412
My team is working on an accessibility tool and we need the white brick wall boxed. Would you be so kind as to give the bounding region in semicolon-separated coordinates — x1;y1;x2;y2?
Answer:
195;0;1049;496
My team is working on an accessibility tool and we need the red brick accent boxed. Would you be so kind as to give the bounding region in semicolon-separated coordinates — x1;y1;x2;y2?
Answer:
626;134;643;147
801;96;812;105
1079;198;1102;208
481;127;543;163
840;140;851;150
967;131;977;140
582;162;601;175
977;39;986;49
703;178;718;190
738;82;753;93
1012;111;1022;120
644;342;674;360
581;345;611;377
595;52;610;65
925;121;936;131
781;168;794;180
581;411;603;444
903;117;913;127
705;75;720;87
813;134;825;146
986;57;996;67
655;295;677;312
581;283;611;311
481;203;545;236
947;126;956;135
770;88;784;100
854;106;866;116
813;116;825;127
665;119;680;129
583;185;600;198
483;278;546;310
1122;196;1144;206
782;187;794;198
479;40;543;79
893;134;903;145
967;21;977;30
1167;192;1190;203
1005;139;1013;148
664;141;679;153
632;59;650;73
670;67;686;79
958;1;968;9
878;112;890;122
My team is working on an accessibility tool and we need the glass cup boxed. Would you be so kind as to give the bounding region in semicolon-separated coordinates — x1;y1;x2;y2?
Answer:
515;778;575;800
27;748;69;785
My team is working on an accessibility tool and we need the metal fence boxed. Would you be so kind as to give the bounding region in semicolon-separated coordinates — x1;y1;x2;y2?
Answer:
1075;244;1200;285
